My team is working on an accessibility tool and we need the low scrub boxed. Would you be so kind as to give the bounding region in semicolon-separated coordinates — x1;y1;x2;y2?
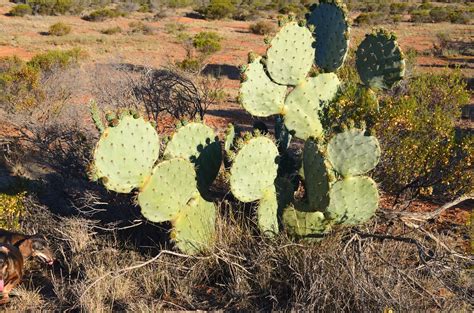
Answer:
8;4;32;16
249;20;276;35
83;8;126;22
192;31;222;55
27;0;72;15
100;26;122;35
48;22;71;36
198;0;236;20
128;21;154;35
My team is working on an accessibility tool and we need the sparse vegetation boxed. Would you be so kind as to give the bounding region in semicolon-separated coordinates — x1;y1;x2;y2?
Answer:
48;22;71;36
8;4;32;16
128;21;154;35
82;8;126;22
249;20;276;35
100;26;122;35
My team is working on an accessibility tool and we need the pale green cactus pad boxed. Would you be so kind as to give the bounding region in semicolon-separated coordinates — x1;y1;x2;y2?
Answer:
92;115;159;193
282;205;328;238
303;139;330;210
327;129;381;177
266;22;314;86
283;73;340;140
224;123;236;152
327;176;379;225
307;0;350;72
257;186;279;236
230;137;279;202
138;158;196;223
356;29;405;90
171;193;216;255
164;122;222;192
240;57;286;117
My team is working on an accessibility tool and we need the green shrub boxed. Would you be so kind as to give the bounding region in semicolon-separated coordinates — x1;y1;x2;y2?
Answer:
128;21;154;35
192;31;222;55
410;9;431;23
8;4;32;16
449;10;471;24
354;12;385;25
175;57;202;73
100;26;122;35
27;0;72;15
249;20;276;35
27;48;83;72
390;2;408;14
430;7;450;22
0;192;27;230
278;3;307;18
201;0;236;20
83;8;125;22
48;22;71;36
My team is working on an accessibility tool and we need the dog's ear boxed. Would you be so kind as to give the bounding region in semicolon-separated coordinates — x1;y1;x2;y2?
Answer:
0;246;10;253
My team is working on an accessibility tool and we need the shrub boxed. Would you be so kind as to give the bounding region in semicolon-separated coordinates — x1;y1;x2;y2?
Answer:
100;26;122;35
410;9;431;23
192;31;222;55
390;2;408;14
27;48;83;72
8;4;32;16
83;8;125;22
249;20;276;35
48;22;71;36
449;10;471;24
175;57;203;73
430;7;450;22
27;0;72;15
128;21;154;35
354;12;385;25
201;0;236;20
0;192;26;229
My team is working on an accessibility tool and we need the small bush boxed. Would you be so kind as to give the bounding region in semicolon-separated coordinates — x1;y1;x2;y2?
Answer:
48;22;71;36
410;9;431;23
27;0;72;15
449;10;471;24
430;7;450;22
100;26;122;35
27;48;83;72
200;0;236;20
83;8;125;22
175;57;203;73
249;20;276;35
128;21;154;35
192;31;222;55
8;4;32;16
0;192;26;230
354;12;385;25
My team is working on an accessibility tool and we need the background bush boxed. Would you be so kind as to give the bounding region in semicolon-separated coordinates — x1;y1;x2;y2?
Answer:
8;3;32;16
249;20;276;35
192;31;222;54
48;22;72;36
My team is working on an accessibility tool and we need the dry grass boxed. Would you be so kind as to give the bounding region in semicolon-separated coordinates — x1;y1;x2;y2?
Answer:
3;197;472;311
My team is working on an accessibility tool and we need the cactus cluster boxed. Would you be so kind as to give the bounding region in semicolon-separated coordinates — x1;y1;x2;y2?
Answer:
89;111;220;255
234;0;405;239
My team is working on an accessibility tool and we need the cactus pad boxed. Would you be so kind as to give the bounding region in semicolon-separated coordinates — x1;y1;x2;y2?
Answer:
230;137;279;202
327;129;381;177
284;73;340;140
171;193;216;255
266;22;315;86
224;123;236;152
138;158;196;223
164;122;222;192
307;1;350;72
327;176;379;225
303;139;330;210
356;29;405;90
257;186;279;236
92;115;159;193
240;57;287;117
283;205;328;238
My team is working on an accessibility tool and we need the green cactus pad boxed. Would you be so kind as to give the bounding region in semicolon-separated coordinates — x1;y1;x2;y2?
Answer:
138;158;197;223
283;73;340;140
283;205;329;238
171;193;216;255
356;29;405;90
224;123;236;152
327;129;381;177
307;1;350;72
303;139;330;210
92;115;159;193
230;137;279;202
327;176;379;225
164;122;222;192
239;57;286;117
257;186;279;237
266;22;315;86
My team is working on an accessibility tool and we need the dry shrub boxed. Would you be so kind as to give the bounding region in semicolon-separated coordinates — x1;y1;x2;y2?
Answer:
249;20;276;35
3;198;471;311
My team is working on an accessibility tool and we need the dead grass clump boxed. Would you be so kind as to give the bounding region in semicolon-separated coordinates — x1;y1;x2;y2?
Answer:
249;20;276;35
3;198;472;311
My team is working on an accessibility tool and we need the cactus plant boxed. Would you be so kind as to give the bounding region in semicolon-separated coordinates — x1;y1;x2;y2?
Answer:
90;112;219;255
235;4;405;240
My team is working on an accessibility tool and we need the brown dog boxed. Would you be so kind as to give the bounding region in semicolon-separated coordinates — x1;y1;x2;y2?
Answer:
0;244;23;304
0;229;55;265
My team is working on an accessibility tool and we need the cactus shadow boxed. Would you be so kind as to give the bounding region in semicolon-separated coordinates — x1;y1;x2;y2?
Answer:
202;64;240;80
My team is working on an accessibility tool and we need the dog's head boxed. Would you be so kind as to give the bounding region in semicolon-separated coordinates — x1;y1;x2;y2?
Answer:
30;237;55;266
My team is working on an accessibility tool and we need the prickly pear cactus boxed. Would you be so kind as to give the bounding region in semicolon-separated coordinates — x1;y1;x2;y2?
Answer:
90;112;218;255
356;29;405;90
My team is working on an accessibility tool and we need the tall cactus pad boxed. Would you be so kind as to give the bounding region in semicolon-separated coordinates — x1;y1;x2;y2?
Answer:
327;129;381;177
284;73;340;140
307;1;350;72
230;137;279;202
257;186;279;236
138;158;196;223
327;176;379;225
240;57;286;117
91;115;159;193
356;29;405;90
282;206;328;238
267;22;315;86
303;139;330;210
171;194;216;255
164;122;222;192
